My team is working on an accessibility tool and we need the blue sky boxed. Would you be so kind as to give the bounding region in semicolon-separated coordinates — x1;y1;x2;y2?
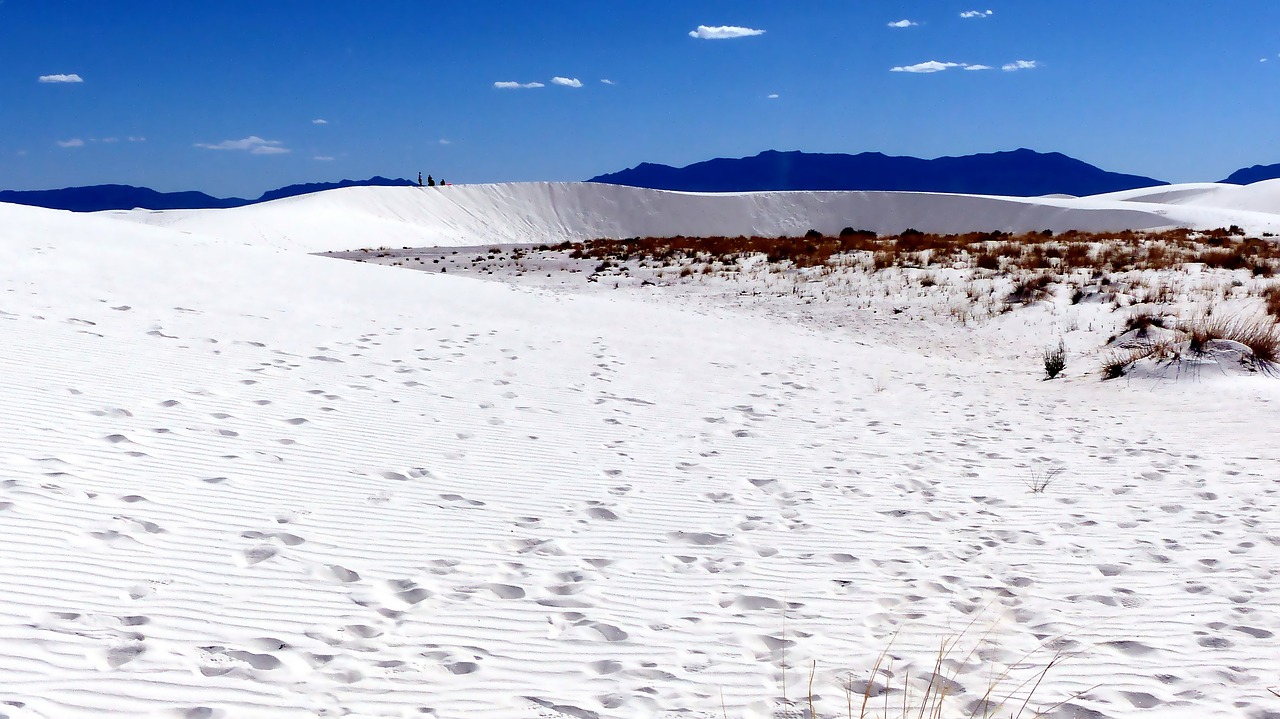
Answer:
3;1;1280;196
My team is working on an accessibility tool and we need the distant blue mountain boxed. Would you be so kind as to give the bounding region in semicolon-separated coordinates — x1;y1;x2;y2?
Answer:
1221;164;1280;185
589;149;1168;197
0;176;415;212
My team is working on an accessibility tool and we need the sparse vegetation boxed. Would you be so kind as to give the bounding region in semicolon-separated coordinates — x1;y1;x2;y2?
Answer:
1043;340;1067;379
1177;314;1280;367
344;229;1280;385
551;227;1280;276
1023;466;1065;493
1265;285;1280;320
744;617;1078;719
1007;273;1055;305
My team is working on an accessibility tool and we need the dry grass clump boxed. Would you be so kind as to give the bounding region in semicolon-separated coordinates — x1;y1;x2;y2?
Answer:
1265;285;1280;320
1102;312;1280;378
1178;314;1280;366
1006;273;1056;304
1043;341;1067;379
748;621;1080;719
1120;308;1169;336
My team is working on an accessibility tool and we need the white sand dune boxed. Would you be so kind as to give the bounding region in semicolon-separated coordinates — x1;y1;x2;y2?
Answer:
3;196;1280;718
1093;179;1280;214
103;181;1280;253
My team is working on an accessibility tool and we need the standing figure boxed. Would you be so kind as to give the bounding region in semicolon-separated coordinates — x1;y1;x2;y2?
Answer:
418;172;423;187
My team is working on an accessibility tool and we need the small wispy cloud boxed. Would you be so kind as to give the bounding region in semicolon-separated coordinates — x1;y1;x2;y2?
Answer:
494;81;545;89
689;25;765;40
965;64;993;71
960;9;993;18
128;136;146;143
887;19;918;28
314;156;334;161
312;118;329;125
195;136;290;155
551;76;583;88
438;139;452;145
600;78;616;85
767;93;780;99
39;73;83;83
891;60;965;74
1002;59;1039;71
56;138;85;148
91;137;120;143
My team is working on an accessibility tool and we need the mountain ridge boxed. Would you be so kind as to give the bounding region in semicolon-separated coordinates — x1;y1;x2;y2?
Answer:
589;149;1169;197
1221;163;1280;186
0;176;415;212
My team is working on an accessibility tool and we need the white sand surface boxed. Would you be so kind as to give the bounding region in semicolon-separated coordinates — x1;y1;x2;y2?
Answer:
103;181;1280;253
3;196;1280;718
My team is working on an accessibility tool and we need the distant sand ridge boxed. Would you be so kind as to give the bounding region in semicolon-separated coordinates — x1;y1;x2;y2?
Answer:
103;180;1280;252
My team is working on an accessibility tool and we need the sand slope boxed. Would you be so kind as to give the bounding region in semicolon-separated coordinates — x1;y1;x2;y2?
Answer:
102;181;1280;253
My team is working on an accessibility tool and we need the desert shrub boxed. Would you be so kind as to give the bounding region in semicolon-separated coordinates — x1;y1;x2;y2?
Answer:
839;227;875;239
1007;273;1056;304
804;229;823;240
1265;286;1280;320
1102;352;1133;380
1122;308;1167;336
1043;340;1067;379
1062;243;1092;269
1178;314;1280;366
972;250;1001;271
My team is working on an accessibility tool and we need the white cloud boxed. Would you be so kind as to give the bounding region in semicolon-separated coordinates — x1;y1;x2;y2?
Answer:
39;73;83;83
960;10;993;18
767;93;780;99
494;81;545;89
56;138;85;148
1002;59;1039;71
438;139;452;145
964;64;993;71
91;137;120;143
128;136;146;143
312;118;329;125
551;76;583;88
313;156;334;161
194;136;290;155
600;78;616;85
891;60;964;73
887;19;918;28
689;25;765;40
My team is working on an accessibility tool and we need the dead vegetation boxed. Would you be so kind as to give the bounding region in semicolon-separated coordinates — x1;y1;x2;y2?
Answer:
1101;312;1280;378
552;226;1280;276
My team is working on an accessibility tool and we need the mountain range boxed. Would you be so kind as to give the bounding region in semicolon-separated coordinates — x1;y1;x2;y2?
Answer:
0;176;415;213
590;149;1166;197
5;151;1280;212
589;149;1280;197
